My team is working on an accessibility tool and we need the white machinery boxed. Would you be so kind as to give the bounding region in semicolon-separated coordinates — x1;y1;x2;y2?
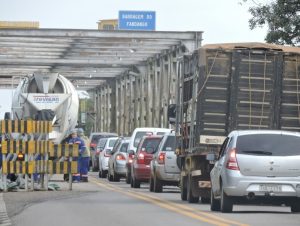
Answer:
11;73;79;144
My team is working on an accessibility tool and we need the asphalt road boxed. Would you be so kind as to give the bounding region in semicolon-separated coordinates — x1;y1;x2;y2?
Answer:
3;172;300;226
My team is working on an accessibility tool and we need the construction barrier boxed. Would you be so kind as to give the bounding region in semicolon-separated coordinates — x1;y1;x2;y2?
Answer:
2;160;78;174
1;119;78;192
0;120;52;134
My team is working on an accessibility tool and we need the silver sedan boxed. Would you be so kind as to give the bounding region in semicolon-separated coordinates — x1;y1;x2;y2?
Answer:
210;130;300;213
107;138;130;182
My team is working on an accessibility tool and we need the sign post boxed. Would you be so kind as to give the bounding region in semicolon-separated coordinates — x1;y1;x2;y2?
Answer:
118;11;156;31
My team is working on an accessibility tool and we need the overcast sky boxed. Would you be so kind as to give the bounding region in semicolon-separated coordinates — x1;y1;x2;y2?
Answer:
0;0;270;118
0;0;270;43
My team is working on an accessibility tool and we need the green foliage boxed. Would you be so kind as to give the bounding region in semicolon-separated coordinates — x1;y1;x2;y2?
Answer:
248;0;300;46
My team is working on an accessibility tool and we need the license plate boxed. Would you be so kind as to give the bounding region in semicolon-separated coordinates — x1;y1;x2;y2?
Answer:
259;184;282;192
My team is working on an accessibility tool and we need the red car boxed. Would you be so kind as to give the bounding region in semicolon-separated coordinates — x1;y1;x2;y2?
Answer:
131;135;163;188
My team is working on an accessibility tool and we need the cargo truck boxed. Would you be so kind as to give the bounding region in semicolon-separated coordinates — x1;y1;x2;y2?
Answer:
168;43;300;203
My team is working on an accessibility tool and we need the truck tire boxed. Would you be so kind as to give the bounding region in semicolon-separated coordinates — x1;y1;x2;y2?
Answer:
187;175;199;203
180;176;187;201
153;173;163;193
210;188;220;211
220;185;233;213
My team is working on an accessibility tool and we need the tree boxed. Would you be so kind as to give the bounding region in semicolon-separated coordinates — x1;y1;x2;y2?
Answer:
247;0;300;46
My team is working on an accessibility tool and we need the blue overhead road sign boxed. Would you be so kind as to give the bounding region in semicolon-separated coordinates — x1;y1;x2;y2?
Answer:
118;11;156;31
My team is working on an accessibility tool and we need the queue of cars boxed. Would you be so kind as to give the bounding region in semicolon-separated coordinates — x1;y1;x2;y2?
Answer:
89;127;180;191
89;128;300;213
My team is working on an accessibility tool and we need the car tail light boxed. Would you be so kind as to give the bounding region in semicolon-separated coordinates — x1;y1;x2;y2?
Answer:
90;143;96;148
226;148;239;170
116;154;126;161
137;152;145;164
128;152;134;163
157;152;165;164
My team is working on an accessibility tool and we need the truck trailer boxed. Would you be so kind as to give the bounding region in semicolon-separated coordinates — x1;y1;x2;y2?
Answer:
170;42;300;203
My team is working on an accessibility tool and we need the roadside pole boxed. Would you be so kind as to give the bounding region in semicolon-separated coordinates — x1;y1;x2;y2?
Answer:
69;156;72;190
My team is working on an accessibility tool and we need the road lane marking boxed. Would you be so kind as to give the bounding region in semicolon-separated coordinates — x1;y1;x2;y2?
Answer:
90;178;248;226
130;191;248;226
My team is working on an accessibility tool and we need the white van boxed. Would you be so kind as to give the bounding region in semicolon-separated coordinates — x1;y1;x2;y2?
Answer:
128;127;173;153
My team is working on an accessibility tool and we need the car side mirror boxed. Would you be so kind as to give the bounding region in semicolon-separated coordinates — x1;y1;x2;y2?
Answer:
206;153;216;161
167;104;176;124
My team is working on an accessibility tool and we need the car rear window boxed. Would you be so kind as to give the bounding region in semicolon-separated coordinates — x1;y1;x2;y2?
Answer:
108;139;117;147
163;136;176;151
98;138;107;148
91;135;102;143
236;134;300;156
120;143;129;153
141;138;162;154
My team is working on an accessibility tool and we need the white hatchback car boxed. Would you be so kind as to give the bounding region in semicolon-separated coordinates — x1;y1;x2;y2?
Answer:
210;130;300;213
150;132;180;193
98;137;118;178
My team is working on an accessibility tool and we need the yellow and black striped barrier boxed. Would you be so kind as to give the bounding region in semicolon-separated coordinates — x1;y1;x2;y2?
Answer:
48;160;78;174
2;161;32;174
50;144;79;158
1;140;53;155
1;141;78;157
2;160;78;174
0;120;52;134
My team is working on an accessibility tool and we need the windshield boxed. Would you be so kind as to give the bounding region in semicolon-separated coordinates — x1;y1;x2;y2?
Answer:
236;134;300;156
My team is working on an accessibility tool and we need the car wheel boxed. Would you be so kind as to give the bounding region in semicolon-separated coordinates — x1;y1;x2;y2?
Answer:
92;161;98;172
180;176;187;201
149;176;154;192
126;171;131;184
101;169;107;178
291;200;300;212
107;170;113;182
130;176;134;188
210;188;220;211
153;173;163;193
201;197;210;204
98;170;102;178
187;175;199;203
220;185;233;213
132;175;140;188
113;172;120;182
